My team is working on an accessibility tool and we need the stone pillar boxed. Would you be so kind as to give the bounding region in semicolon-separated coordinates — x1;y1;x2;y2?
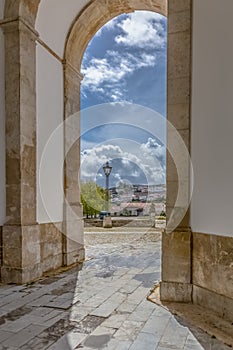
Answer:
160;0;193;302
63;63;85;266
0;18;41;283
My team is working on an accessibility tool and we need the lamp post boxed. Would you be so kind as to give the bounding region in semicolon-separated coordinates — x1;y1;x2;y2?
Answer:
103;161;112;213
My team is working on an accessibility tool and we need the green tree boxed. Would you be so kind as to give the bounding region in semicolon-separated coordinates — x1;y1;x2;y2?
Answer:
81;181;105;218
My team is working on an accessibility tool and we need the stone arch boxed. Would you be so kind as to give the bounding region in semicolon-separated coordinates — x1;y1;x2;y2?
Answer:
1;0;193;303
64;0;167;72
4;0;40;26
62;0;192;302
62;0;168;269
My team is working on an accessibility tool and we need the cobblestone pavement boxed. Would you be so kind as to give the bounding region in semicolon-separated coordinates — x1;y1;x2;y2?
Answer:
0;229;231;350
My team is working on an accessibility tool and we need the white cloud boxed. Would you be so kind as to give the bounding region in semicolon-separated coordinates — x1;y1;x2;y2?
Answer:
115;11;166;49
94;11;166;50
111;88;124;101
81;51;157;100
81;103;166;149
81;12;166;104
140;137;166;165
95;17;118;36
81;138;165;185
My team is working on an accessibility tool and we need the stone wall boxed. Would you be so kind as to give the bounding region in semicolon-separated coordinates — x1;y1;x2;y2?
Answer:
40;223;63;274
84;219;153;228
0;226;2;279
0;223;73;283
0;27;5;227
192;232;233;322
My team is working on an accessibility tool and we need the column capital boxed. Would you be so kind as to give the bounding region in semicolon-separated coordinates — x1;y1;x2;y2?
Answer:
0;16;39;39
63;60;84;82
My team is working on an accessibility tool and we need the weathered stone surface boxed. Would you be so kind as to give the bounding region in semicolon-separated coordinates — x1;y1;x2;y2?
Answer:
22;225;41;267
193;233;233;300
42;255;63;275
62;63;85;269
193;285;233;323
63;63;82;222
160;281;192;302
168;9;191;34
1;220;83;283
1;224;41;283
128;0;167;14
169;0;191;13
167;77;190;105
166;128;191;231
167;152;178;183
168;32;191;79
0;226;2;279
167;103;190;130
1;264;42;284
4;1;40;26
166;180;189;208
63;229;85;267
40;223;63;273
166;206;190;229
162;229;191;283
166;0;192;238
3;19;37;226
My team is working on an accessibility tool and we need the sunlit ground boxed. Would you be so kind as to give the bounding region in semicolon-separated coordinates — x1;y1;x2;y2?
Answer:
0;228;231;349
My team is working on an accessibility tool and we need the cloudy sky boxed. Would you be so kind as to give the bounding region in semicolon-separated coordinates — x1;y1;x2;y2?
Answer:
80;11;167;187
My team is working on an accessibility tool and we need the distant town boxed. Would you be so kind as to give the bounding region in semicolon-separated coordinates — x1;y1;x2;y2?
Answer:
110;184;166;217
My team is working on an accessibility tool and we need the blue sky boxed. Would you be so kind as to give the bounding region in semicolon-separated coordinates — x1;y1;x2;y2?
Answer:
80;11;167;187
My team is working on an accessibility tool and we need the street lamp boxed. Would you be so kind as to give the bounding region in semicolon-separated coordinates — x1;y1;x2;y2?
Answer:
103;161;112;213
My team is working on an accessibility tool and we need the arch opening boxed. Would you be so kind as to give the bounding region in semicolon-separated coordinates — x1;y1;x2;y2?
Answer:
1;0;192;301
79;11;167;231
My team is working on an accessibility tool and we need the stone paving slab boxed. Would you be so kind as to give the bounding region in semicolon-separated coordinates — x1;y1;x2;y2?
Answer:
0;230;231;350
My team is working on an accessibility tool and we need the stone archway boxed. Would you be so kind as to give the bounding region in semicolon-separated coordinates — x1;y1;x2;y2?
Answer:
1;0;192;303
62;0;168;278
4;0;40;26
64;0;167;73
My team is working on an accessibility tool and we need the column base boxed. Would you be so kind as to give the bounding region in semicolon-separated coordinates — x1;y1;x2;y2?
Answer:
1;221;86;284
162;229;192;283
160;281;193;303
62;219;85;266
63;244;85;266
161;228;192;303
1;264;42;285
1;224;42;284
